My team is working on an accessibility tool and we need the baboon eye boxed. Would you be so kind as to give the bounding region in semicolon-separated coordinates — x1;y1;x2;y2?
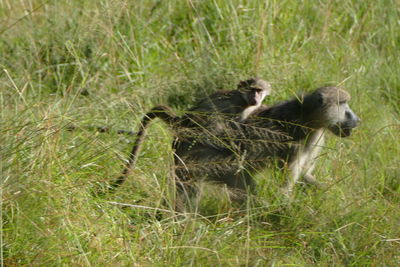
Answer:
339;100;347;105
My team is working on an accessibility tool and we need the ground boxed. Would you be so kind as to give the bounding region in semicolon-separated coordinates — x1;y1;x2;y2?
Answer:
1;0;399;265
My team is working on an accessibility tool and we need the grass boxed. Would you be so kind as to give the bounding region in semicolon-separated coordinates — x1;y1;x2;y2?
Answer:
1;0;399;265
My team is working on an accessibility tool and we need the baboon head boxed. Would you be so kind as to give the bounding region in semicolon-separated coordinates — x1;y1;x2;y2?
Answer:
237;78;272;106
306;86;360;137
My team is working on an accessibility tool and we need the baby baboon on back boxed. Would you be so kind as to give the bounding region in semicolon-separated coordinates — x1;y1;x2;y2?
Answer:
189;77;271;123
173;86;360;207
109;78;272;190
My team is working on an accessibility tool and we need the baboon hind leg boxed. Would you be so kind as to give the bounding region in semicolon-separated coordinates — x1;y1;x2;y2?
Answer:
212;171;255;205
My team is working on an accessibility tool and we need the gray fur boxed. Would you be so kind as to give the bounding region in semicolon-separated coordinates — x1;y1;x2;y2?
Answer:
173;86;360;206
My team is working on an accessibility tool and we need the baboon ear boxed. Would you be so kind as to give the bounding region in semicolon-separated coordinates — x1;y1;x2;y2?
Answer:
237;80;248;89
237;78;255;90
303;91;324;110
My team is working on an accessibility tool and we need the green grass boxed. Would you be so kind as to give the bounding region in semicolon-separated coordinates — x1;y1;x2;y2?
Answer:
1;0;399;265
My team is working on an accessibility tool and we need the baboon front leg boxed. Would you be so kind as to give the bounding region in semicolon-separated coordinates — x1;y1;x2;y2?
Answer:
285;132;325;195
298;155;318;185
302;166;319;185
300;135;324;186
284;153;307;197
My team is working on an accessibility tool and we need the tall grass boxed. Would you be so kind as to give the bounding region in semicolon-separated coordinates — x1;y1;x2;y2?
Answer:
1;0;399;265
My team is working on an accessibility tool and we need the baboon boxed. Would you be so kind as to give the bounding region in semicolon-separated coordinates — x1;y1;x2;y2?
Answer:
172;86;360;207
109;78;272;190
189;77;272;123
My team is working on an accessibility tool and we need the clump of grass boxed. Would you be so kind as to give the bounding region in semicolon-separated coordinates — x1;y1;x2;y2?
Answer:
1;0;399;265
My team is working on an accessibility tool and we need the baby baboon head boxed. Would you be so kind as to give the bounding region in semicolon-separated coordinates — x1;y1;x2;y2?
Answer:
237;78;272;106
308;86;360;137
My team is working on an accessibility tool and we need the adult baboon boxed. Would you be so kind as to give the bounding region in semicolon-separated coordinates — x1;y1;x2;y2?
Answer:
173;86;360;207
110;78;272;189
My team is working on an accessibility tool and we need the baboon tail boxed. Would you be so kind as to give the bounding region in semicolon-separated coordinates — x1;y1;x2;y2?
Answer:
108;105;179;192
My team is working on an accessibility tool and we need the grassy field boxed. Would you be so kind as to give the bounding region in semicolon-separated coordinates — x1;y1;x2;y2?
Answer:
1;0;399;265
